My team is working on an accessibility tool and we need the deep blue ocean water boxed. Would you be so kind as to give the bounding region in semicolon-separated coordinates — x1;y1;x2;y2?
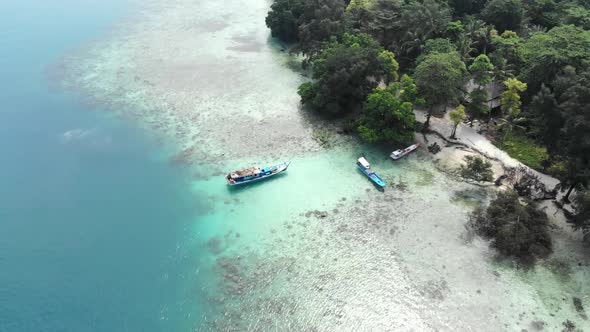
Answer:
0;1;202;330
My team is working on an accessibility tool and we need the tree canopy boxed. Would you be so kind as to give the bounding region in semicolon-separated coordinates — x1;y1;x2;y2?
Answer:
357;81;417;143
481;0;524;32
571;191;590;241
521;25;590;93
265;0;305;42
298;33;398;114
469;190;552;263
268;0;590;240
460;155;494;182
556;69;590;200
469;54;494;86
414;51;467;127
449;105;466;139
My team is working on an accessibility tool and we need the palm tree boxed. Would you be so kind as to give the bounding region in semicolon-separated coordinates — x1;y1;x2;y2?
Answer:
497;114;527;139
464;17;494;55
456;32;477;64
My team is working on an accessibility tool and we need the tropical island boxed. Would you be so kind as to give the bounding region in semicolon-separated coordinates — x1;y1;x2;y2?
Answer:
51;0;590;329
266;0;590;262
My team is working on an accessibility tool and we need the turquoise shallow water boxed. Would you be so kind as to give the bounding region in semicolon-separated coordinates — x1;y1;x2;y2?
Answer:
0;1;202;330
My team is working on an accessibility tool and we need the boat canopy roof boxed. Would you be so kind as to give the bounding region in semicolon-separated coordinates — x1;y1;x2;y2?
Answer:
230;167;260;178
357;157;370;168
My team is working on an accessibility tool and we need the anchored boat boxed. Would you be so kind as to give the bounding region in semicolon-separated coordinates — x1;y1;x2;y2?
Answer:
390;143;419;160
226;162;290;186
357;157;386;188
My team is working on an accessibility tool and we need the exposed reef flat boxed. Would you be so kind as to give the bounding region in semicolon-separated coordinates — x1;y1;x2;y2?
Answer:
202;174;589;331
55;0;323;166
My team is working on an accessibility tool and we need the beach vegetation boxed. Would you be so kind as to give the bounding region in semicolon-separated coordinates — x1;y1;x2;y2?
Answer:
520;25;590;93
267;0;590;218
460;155;494;182
481;0;524;32
469;190;552;263
297;33;398;115
265;0;305;42
449;105;466;139
357;82;416;144
498;133;549;170
414;51;468;129
570;191;590;241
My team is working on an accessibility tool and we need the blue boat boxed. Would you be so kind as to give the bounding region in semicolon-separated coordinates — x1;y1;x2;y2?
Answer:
357;157;386;187
226;162;290;186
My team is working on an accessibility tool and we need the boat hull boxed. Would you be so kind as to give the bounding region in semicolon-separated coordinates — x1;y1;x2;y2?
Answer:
226;162;289;186
358;165;386;187
390;144;419;160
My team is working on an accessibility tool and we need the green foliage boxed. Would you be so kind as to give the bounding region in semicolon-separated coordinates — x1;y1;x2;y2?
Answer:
354;0;403;49
298;0;347;58
469;54;494;86
399;74;423;105
299;33;398;114
491;30;522;76
419;40;460;62
521;25;590;93
501;78;527;117
265;0;305;42
469;190;552;263
414;51;467;110
269;0;590;204
526;0;559;29
562;4;590;30
378;50;399;83
450;105;466;125
455;32;477;64
466;87;490;121
463;17;495;55
447;20;465;37
557;68;590;196
460;155;494;182
528;84;562;152
571;191;590;241
448;0;487;17
349;0;452;69
482;0;524;32
398;0;452;66
449;105;466;138
298;82;316;105
346;0;373;12
416;38;456;64
498;133;549;170
357;83;416;143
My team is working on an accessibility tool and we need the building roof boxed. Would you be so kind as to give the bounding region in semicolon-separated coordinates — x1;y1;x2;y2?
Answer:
465;80;503;109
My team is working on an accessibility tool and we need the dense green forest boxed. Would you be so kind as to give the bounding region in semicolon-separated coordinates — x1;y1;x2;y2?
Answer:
266;0;590;245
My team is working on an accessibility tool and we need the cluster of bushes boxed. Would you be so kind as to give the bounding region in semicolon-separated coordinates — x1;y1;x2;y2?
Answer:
469;190;552;264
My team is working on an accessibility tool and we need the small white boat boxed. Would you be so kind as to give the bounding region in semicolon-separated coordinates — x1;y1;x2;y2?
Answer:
390;144;419;160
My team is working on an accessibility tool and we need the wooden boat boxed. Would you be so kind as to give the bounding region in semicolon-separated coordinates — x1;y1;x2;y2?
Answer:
390;143;419;160
226;162;290;186
357;157;386;187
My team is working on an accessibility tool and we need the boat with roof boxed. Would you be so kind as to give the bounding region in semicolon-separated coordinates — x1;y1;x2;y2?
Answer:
357;157;386;188
226;162;290;186
390;143;419;160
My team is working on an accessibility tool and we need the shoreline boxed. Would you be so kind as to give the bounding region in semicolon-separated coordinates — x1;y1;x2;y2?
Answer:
53;0;590;330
